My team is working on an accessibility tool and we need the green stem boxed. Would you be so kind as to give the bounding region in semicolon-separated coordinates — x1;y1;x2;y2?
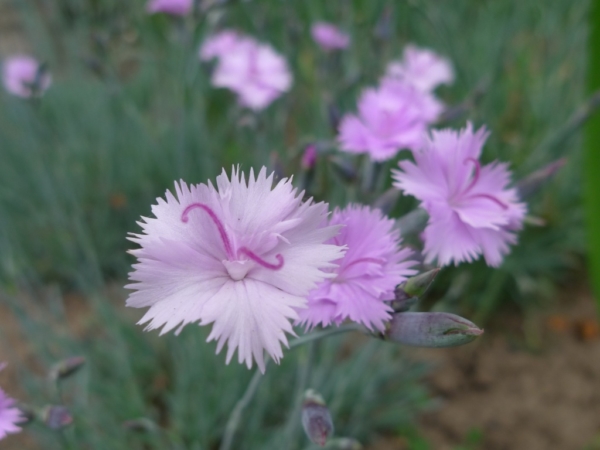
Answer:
281;341;316;446
218;323;362;450
586;0;600;311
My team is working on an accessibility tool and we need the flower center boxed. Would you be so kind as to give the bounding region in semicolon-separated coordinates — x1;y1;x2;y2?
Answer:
181;202;284;280
454;158;509;210
335;257;385;282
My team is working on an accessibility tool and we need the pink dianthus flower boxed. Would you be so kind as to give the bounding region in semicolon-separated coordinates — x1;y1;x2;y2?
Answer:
311;22;350;51
146;0;192;16
385;44;454;93
297;204;417;332
0;364;24;441
199;30;241;61
338;81;442;161
126;167;345;372
392;123;527;267
2;55;51;98
200;31;293;111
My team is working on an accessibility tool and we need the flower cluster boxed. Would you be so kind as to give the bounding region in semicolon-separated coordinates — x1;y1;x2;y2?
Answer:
127;169;421;369
337;44;452;161
126;32;527;371
2;55;51;98
393;123;527;266
199;30;293;111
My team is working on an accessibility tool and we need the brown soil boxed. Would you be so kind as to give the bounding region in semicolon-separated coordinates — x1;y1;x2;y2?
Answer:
408;289;600;450
0;1;29;57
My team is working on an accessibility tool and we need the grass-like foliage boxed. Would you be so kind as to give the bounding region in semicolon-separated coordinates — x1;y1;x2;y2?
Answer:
0;0;590;448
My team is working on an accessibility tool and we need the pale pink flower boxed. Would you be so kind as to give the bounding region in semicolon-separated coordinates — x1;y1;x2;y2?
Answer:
200;32;293;110
0;364;24;441
311;22;350;51
126;167;345;372
2;55;51;98
385;44;454;92
392;123;527;267
146;0;192;16
338;81;442;161
199;30;241;61
297;205;417;332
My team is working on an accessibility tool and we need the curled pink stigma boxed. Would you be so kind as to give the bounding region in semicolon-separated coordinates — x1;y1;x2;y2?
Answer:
463;158;481;193
469;193;509;210
181;203;233;257
343;257;385;272
238;247;284;270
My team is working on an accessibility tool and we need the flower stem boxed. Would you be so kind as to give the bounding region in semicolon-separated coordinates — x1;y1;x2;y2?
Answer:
218;323;363;450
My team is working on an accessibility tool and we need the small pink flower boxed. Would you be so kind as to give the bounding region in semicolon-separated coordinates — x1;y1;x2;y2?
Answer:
2;55;51;98
297;205;417;332
0;364;24;441
126;167;345;372
392;123;527;267
385;44;454;92
199;30;241;61
146;0;192;16
200;32;293;111
338;81;442;161
311;22;350;51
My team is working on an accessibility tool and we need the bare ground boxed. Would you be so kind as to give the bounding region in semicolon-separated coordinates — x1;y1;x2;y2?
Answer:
370;286;600;450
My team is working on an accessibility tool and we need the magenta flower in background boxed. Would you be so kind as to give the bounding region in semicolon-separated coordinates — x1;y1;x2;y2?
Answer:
200;31;293;110
146;0;192;16
126;167;345;372
2;55;51;98
0;364;24;441
338;81;442;161
385;44;454;92
311;22;350;51
297;205;417;332
301;144;318;170
392;123;527;267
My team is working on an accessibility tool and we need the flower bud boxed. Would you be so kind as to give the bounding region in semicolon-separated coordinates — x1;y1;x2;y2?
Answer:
516;158;566;199
391;269;439;312
385;312;483;348
39;405;73;430
301;145;318;170
49;356;85;381
301;389;334;447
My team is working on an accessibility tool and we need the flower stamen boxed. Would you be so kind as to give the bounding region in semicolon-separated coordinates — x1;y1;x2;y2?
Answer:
468;193;509;210
238;247;284;270
462;157;481;193
181;203;234;257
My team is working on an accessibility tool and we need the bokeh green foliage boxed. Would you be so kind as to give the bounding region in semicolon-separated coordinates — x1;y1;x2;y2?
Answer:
585;0;600;310
0;0;590;448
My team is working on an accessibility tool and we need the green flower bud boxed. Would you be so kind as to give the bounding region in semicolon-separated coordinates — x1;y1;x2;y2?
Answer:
385;312;483;348
302;389;334;447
